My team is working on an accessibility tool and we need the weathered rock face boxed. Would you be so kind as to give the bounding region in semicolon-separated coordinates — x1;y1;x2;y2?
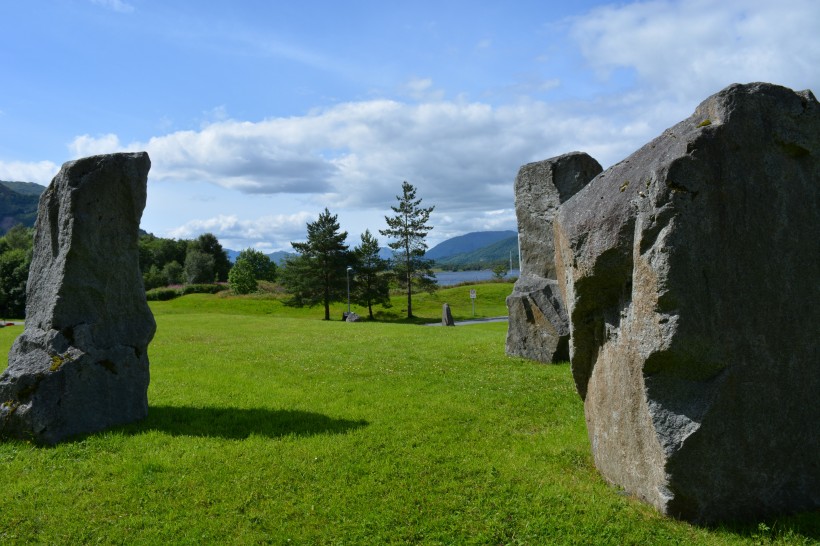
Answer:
442;303;455;326
506;153;602;362
554;83;820;523
0;152;156;444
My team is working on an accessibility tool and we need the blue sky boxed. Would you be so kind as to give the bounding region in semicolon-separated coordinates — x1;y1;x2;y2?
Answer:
1;0;818;251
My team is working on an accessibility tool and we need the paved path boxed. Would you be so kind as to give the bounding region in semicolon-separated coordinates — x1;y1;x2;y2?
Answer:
426;316;508;326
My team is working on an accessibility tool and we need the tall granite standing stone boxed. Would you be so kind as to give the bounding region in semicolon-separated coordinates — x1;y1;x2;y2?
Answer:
553;83;819;522
505;153;602;362
0;152;156;444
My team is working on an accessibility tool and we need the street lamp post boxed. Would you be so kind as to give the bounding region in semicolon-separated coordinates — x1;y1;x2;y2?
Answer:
346;266;353;314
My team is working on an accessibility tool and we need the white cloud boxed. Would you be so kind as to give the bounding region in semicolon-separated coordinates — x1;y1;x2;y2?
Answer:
167;212;316;250
570;0;820;104
10;0;819;253
0;160;59;185
69;96;629;209
69;133;123;158
432;208;517;243
51;90;672;251
90;0;134;14
401;78;445;101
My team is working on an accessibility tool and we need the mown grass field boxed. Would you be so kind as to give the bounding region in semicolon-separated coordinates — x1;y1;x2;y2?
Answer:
150;281;514;324
0;284;816;544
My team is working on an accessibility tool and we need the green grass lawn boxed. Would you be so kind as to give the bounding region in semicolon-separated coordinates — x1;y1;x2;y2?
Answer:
0;289;816;544
150;281;514;324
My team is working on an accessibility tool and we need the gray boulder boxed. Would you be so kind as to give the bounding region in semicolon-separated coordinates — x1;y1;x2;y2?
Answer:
0;152;156;444
506;153;602;362
345;312;362;323
442;303;455;326
554;83;819;523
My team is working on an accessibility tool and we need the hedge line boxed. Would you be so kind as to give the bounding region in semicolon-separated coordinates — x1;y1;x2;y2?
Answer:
145;283;227;301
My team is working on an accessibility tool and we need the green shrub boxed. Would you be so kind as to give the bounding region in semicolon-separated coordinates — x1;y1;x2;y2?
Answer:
181;283;227;295
145;287;181;301
228;258;258;294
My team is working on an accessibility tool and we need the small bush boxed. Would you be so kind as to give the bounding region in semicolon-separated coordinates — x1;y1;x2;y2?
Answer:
181;283;227;295
145;287;181;301
228;258;258;295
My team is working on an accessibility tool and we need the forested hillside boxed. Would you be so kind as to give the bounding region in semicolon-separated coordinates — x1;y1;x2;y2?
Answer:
0;181;46;233
434;235;519;271
425;230;515;260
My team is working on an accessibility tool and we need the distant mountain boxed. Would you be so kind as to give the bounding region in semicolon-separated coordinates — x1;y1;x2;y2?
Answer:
225;249;241;263
226;248;294;265
228;231;521;269
0;180;47;233
1;181;47;196
268;250;293;265
425;230;516;261
434;235;519;270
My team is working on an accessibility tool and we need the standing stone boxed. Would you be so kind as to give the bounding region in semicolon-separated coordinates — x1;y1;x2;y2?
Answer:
442;303;455;326
554;83;820;523
506;153;602;362
0;152;156;445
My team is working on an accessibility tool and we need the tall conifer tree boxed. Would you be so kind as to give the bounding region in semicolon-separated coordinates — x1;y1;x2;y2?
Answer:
352;229;392;319
380;181;436;319
281;208;349;320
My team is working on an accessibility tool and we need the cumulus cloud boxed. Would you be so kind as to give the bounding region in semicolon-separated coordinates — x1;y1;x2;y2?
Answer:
72;96;631;211
0;160;60;185
69;133;123;158
167;212;316;250
13;0;819;252
57;82;701;250
432;208;517;243
570;0;820;108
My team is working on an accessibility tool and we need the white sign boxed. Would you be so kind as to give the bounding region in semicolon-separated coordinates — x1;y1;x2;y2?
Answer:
470;289;476;299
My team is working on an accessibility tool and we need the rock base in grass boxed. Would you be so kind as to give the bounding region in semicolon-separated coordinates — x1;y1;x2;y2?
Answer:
0;152;156;445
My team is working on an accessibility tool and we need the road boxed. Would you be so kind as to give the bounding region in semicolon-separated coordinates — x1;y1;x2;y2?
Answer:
425;316;508;326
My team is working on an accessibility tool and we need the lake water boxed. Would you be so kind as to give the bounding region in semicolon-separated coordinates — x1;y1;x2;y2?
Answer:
435;269;520;286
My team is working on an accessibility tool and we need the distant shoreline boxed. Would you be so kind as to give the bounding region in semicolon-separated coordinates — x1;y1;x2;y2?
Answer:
435;269;520;286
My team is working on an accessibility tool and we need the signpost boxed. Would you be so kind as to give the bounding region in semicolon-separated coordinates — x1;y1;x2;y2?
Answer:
470;289;476;317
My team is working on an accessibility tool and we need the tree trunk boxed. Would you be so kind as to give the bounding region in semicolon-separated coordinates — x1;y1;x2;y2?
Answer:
405;239;413;318
406;270;412;318
323;269;331;320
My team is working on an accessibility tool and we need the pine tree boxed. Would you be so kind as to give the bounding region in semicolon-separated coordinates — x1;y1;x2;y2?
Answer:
380;181;436;319
352;230;392;320
281;208;350;320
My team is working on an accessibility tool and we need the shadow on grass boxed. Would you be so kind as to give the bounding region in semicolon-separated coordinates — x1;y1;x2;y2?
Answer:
127;405;368;440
